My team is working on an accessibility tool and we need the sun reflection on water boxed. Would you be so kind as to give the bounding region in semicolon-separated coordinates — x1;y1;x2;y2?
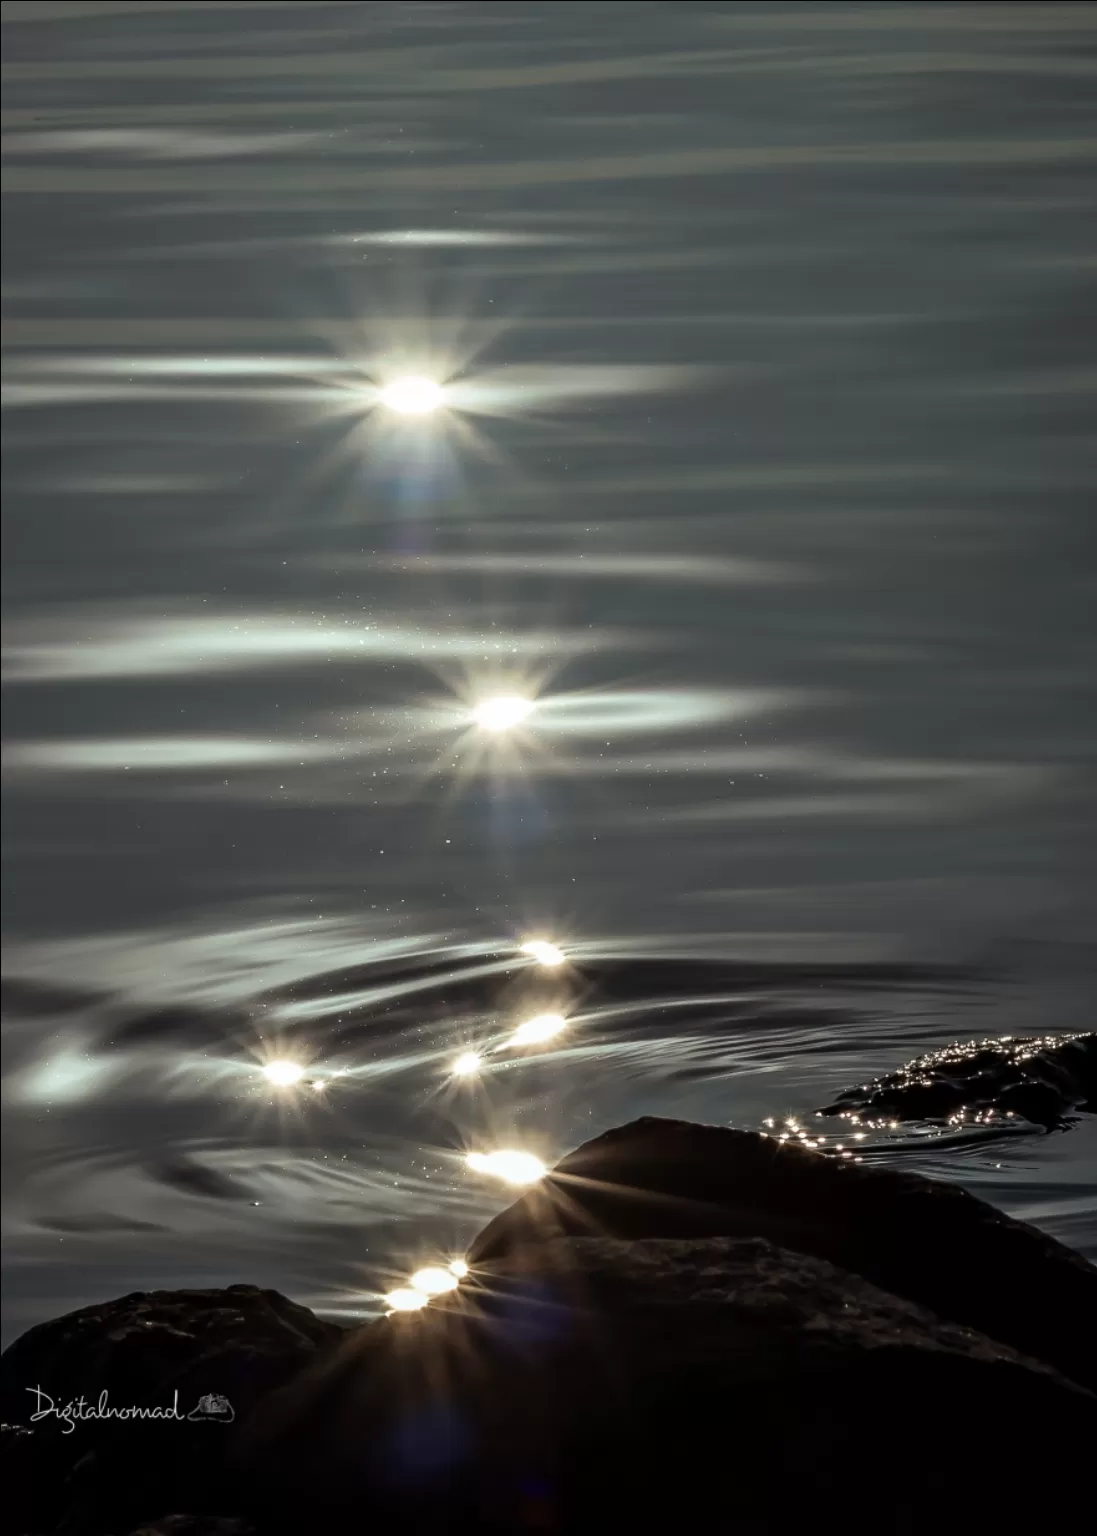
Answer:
509;1013;568;1048
261;1060;305;1088
520;939;566;967
467;1149;546;1186
471;696;536;732
378;376;446;415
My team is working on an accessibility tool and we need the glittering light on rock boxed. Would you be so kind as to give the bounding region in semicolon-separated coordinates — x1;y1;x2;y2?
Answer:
471;696;535;732
466;1149;546;1186
510;1012;567;1047
262;1060;305;1087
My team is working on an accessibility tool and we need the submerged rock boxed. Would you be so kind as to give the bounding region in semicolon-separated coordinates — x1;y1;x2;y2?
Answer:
468;1116;1097;1392
819;1030;1096;1130
240;1233;1095;1534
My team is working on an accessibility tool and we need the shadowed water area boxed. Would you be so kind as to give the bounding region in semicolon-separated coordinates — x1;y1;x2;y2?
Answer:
2;1;1095;1342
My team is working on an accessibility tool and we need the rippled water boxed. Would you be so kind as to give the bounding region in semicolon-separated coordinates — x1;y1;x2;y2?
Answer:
2;2;1096;1343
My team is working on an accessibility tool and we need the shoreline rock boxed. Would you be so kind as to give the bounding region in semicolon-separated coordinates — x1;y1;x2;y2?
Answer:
0;1286;339;1536
3;1120;1095;1534
237;1232;1096;1533
469;1116;1097;1392
819;1030;1096;1130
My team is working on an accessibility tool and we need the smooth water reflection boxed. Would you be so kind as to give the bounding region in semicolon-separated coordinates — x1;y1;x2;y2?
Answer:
4;0;1096;1340
2;919;1093;1342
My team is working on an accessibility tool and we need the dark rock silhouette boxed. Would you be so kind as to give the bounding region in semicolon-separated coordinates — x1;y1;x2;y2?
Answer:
819;1030;1096;1130
125;1522;253;1536
4;1121;1096;1535
0;1285;339;1535
237;1234;1095;1535
467;1116;1097;1392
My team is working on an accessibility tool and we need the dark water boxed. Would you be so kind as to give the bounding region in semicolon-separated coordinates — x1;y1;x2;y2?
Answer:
2;2;1096;1345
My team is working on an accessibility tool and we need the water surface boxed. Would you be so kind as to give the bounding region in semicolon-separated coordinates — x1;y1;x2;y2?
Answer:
3;1;1095;1342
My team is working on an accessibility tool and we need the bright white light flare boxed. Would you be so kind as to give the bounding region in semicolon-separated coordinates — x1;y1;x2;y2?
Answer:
379;376;444;415
466;1150;546;1186
451;1051;482;1078
262;1060;305;1087
520;939;565;967
510;1013;567;1047
385;1288;429;1313
410;1266;460;1296
449;1259;469;1278
471;696;535;732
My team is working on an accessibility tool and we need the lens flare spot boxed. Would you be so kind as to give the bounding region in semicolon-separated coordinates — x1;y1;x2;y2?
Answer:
380;376;444;415
520;939;565;967
510;1013;567;1047
262;1060;305;1087
451;1051;482;1078
449;1259;469;1278
472;696;535;732
385;1288;429;1313
466;1150;546;1186
410;1266;460;1296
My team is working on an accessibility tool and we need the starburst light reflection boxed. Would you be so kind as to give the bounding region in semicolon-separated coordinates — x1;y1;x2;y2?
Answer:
471;695;536;732
379;375;445;415
384;1288;429;1313
520;939;566;966
466;1150;546;1186
510;1013;567;1047
409;1266;460;1296
261;1060;305;1088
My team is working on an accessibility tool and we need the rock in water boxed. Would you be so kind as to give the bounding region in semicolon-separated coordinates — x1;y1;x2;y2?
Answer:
818;1030;1097;1130
6;1124;1097;1535
240;1234;1096;1534
0;1285;340;1535
467;1116;1097;1391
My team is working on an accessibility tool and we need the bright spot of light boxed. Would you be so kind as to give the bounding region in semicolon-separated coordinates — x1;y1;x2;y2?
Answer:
379;376;444;415
510;1012;567;1047
451;1051;482;1078
385;1288;429;1313
449;1259;469;1278
466;1149;546;1186
262;1060;305;1087
410;1266;459;1296
520;939;565;967
471;696;535;732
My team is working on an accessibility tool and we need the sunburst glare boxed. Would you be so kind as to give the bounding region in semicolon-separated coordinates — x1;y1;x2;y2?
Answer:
510;1012;568;1047
409;1265;460;1296
520;938;566;966
451;1050;483;1078
261;1060;306;1088
379;375;445;415
384;1288;429;1313
472;695;536;732
466;1149;546;1186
